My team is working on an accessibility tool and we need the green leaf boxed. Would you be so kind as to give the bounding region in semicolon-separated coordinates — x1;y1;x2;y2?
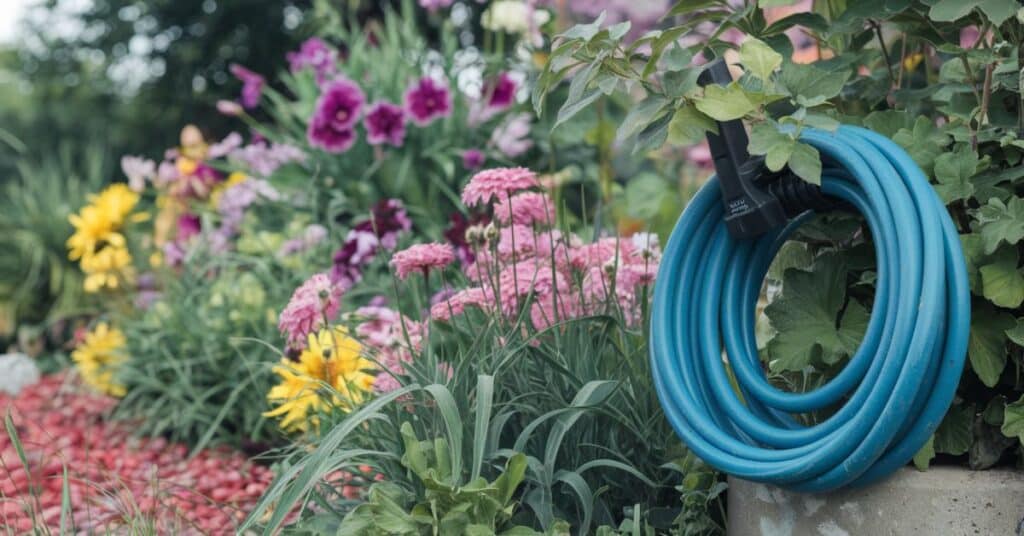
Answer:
932;144;979;203
975;197;1024;254
912;435;935;471
739;37;783;81
666;0;724;17
695;83;757;121
934;403;973;456
1002;396;1024;445
667;104;717;146
892;117;950;175
617;97;670;143
979;247;1024;309
560;12;607;40
787;142;823;185
929;0;1018;25
1005;318;1024;347
778;63;849;105
748;122;795;172
967;303;1014;387
765;254;867;371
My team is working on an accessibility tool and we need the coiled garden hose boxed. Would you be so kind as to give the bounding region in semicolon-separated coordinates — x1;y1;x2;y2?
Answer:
649;125;971;492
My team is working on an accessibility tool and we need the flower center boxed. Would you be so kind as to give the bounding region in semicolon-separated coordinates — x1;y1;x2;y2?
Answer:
335;110;349;122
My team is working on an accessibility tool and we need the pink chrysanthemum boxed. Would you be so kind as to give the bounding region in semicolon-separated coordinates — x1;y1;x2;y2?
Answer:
569;237;639;270
496;226;571;265
461;167;539;207
278;273;342;347
495;259;569;315
430;287;489;321
492;192;555;226
390;243;455;279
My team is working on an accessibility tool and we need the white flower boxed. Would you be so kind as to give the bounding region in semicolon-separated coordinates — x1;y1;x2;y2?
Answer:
490;113;533;158
482;1;550;36
120;155;156;192
631;232;660;257
0;353;40;395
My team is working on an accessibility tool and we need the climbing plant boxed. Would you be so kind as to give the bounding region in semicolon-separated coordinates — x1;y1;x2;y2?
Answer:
536;0;1024;469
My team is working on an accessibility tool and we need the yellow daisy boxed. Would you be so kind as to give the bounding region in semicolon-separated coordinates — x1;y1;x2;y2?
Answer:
71;322;128;397
264;327;376;432
80;245;133;293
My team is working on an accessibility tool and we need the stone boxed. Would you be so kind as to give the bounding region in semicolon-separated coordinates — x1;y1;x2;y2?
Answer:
728;466;1024;535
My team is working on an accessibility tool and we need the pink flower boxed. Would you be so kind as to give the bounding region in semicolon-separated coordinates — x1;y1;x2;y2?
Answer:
278;273;342;347
461;167;539;206
419;0;454;11
229;63;264;109
492;192;555;226
390;243;455;279
364;101;407;147
404;77;452;126
485;72;517;109
287;37;337;84
490;113;533;158
308;78;365;153
494;258;569;315
570;237;636;270
430;287;489;321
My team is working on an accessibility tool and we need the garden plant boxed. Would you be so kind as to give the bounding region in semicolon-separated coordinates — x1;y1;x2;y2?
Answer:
1;0;1023;534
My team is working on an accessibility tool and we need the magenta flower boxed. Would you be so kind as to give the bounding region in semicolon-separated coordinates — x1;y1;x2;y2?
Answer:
404;77;452;126
461;167;539;206
391;243;455;279
308;77;365;153
278;273;342;347
176;213;201;241
462;149;485;170
364;101;407;147
229;63;264;109
486;72;517;109
331;199;412;286
419;0;454;11
287;37;337;84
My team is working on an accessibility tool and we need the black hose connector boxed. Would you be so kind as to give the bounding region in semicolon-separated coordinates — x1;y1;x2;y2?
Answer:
696;59;833;239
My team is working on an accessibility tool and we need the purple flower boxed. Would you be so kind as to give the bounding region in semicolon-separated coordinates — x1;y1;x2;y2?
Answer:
486;72;517;109
419;0;454;10
287;37;337;84
330;199;412;286
308;77;365;153
364;101;407;147
229;63;265;109
462;149;485;170
404;77;452;126
177;213;202;241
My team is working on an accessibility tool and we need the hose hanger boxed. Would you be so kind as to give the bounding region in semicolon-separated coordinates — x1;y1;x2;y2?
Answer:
649;59;971;492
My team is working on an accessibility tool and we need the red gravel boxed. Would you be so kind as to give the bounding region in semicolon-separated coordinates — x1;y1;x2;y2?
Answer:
0;374;275;534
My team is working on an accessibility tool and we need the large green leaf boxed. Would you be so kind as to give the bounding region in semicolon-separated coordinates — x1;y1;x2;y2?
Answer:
929;0;1018;25
934;403;973;456
974;197;1024;254
967;303;1014;387
739;37;783;81
778;63;849;105
667;104;717;146
765;254;868;371
787;142;823;185
748;122;795;172
892;117;950;175
979;247;1024;309
912;435;935;470
694;83;757;121
1002;396;1024;446
932;144;979;203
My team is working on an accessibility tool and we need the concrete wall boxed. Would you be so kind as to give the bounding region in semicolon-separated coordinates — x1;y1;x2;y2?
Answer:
728;467;1024;536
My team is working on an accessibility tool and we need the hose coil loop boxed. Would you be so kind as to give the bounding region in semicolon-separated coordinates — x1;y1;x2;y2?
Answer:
649;125;970;492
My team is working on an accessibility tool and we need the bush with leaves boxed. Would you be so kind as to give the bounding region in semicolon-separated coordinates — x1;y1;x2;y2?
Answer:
536;0;1024;470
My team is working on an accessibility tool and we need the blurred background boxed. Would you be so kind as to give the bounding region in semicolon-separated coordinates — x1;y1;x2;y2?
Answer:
0;0;314;177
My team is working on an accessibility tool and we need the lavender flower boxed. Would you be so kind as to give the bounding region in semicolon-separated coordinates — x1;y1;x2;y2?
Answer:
229;64;265;109
419;0;454;11
364;101;407;147
207;132;244;159
278;224;329;257
308;77;366;153
287;37;337;84
229;142;306;177
403;77;452;126
121;156;155;192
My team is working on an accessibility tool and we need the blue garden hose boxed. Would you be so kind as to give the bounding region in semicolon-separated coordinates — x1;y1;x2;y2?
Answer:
649;125;971;492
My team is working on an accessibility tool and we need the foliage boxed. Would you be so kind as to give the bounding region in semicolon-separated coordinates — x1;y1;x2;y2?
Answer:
0;144;109;347
541;0;1024;469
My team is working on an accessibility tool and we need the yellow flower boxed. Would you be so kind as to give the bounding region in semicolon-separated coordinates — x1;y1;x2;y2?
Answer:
81;245;133;293
90;184;140;227
264;327;376;432
67;204;125;261
71;322;127;397
903;53;924;72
